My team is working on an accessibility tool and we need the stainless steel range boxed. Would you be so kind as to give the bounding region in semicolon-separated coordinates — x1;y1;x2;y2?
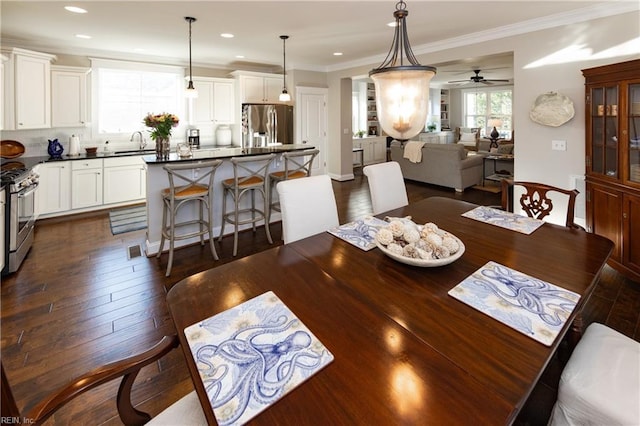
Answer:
1;166;39;275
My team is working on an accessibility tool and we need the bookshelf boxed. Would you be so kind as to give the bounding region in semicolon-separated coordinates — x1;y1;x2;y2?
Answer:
440;89;450;130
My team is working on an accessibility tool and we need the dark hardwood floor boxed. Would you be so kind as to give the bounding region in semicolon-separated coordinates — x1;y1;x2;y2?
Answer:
1;174;638;425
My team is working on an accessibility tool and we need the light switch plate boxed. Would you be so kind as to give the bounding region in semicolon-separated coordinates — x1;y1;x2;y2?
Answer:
552;140;566;151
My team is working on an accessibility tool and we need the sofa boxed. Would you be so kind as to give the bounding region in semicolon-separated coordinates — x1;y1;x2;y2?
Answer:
390;141;485;192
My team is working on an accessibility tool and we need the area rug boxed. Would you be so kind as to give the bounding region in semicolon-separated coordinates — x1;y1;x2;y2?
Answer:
109;205;147;235
472;182;501;193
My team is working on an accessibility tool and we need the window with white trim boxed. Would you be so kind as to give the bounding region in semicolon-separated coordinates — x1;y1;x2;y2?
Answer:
91;59;185;139
462;87;513;139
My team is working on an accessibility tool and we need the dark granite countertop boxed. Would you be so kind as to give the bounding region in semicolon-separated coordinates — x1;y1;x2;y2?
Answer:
1;144;315;171
142;144;315;164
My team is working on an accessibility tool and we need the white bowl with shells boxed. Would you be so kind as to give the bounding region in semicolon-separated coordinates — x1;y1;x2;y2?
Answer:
374;218;465;267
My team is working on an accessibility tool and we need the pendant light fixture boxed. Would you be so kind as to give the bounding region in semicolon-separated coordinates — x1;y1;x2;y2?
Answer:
369;0;436;141
279;35;291;102
185;16;198;99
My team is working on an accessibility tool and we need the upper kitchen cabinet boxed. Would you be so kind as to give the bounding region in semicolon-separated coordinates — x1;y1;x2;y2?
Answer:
583;58;640;281
191;77;235;135
51;65;90;128
2;47;56;130
231;71;284;103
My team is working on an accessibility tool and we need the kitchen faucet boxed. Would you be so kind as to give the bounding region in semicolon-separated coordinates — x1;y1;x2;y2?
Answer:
130;131;146;150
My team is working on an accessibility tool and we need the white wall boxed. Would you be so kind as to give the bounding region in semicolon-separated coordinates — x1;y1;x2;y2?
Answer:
325;10;640;221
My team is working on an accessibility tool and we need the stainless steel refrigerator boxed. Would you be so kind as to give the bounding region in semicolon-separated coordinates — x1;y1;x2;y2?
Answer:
241;103;294;148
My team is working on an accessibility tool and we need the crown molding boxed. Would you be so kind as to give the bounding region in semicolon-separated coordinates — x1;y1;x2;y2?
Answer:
2;3;637;74
327;2;640;73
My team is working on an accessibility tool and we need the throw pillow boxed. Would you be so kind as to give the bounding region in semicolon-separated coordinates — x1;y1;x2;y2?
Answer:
460;132;476;143
498;144;514;154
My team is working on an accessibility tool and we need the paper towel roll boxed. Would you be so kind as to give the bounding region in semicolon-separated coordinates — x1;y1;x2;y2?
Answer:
69;135;80;156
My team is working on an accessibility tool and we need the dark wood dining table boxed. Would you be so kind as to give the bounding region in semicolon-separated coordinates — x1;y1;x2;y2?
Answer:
166;197;614;425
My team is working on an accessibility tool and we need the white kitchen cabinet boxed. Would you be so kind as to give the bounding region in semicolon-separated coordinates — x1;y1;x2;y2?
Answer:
51;65;90;127
231;71;284;103
213;79;235;123
1;48;56;130
356;137;386;165
35;163;71;215
0;187;5;271
71;159;103;209
103;156;146;204
192;77;235;136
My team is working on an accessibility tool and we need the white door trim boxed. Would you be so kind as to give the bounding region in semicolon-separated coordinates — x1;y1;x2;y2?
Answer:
295;86;328;176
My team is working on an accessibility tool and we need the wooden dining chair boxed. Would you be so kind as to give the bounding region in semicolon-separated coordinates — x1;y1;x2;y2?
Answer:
501;179;581;229
363;161;409;215
277;174;339;244
1;335;206;426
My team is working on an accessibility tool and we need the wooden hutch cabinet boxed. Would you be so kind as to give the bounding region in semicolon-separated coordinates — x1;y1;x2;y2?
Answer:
583;59;640;281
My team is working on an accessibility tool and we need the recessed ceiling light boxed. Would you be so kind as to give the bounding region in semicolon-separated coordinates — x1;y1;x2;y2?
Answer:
75;34;92;39
65;6;87;13
220;33;234;38
235;55;245;59
333;52;343;56
387;21;397;27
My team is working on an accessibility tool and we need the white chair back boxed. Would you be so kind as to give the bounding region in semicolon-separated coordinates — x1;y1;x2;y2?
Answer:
363;161;408;215
277;175;339;244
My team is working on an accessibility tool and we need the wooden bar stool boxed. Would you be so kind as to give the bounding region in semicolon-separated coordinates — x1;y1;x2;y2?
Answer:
268;149;319;215
219;154;276;256
157;160;223;276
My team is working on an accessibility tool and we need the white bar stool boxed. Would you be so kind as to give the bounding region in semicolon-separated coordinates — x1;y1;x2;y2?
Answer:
157;160;223;276
219;154;276;256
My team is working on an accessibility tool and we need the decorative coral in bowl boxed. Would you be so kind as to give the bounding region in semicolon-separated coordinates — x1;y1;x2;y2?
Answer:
375;218;465;267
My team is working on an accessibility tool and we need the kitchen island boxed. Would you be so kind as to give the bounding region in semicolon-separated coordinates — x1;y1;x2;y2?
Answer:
143;144;314;256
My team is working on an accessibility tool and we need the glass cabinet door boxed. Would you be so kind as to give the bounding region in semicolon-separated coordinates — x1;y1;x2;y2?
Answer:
590;85;619;177
629;83;640;183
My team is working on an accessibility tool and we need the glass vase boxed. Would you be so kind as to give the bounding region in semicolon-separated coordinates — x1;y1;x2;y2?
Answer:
156;136;170;159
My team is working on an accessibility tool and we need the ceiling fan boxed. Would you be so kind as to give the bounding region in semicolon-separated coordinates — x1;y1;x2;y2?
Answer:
448;69;510;85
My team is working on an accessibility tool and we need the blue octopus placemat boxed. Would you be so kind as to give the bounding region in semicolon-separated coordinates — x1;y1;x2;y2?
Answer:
448;261;580;346
184;291;334;425
327;216;389;251
461;206;544;234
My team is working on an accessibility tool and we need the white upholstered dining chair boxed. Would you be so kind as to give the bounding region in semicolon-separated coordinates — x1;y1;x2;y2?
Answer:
363;161;408;215
549;323;640;426
276;174;339;244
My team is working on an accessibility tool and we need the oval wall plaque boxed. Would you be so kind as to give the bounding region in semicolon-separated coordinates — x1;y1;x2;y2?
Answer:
529;92;575;127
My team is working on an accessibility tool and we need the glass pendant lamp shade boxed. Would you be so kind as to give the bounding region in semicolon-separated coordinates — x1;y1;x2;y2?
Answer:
279;89;291;102
185;79;198;99
370;0;435;141
371;68;434;140
185;16;198;99
279;35;291;102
